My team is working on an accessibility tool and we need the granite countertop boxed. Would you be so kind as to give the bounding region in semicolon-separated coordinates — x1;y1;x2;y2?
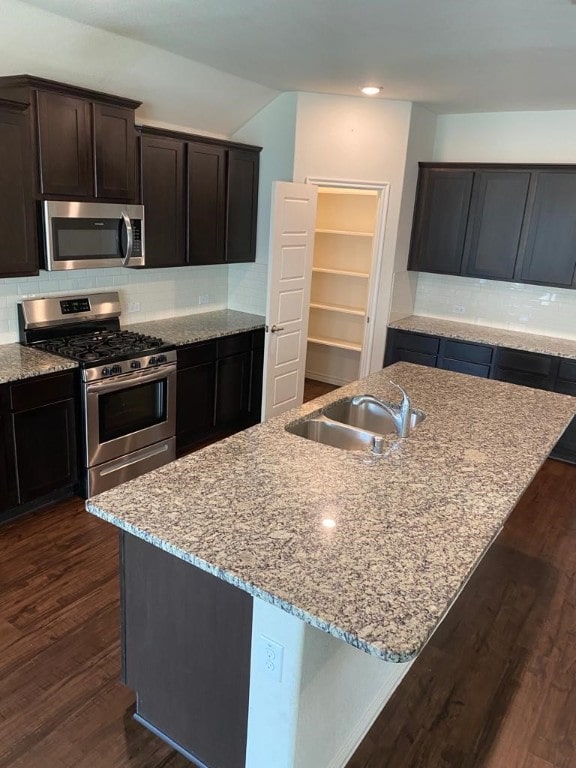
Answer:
0;344;77;385
0;309;265;385
86;362;576;663
389;315;576;359
124;309;265;346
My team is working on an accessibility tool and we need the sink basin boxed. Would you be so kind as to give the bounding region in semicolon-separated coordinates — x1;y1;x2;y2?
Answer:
322;397;425;435
286;417;379;451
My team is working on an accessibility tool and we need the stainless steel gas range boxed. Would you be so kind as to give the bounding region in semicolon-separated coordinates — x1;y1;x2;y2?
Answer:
18;292;176;497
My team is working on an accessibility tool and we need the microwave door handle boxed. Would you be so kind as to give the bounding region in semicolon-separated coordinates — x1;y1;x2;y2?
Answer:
120;210;134;267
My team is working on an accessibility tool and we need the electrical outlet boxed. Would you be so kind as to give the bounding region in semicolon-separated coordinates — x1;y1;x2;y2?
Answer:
198;294;211;305
452;304;465;314
127;301;141;313
257;634;284;683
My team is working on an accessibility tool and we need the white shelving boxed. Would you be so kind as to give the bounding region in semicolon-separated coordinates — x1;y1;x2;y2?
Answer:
306;186;379;385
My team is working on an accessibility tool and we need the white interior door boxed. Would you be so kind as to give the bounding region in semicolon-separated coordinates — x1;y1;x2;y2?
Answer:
263;181;318;421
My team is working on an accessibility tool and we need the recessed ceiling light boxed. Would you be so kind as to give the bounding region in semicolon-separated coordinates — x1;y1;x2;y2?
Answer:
361;86;381;96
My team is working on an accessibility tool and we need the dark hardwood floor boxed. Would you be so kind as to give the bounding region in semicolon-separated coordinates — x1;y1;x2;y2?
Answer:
0;458;575;767
304;377;338;402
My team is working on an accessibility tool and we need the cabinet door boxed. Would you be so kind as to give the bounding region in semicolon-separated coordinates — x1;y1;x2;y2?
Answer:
141;135;186;267
0;388;17;514
188;142;226;265
94;103;136;201
176;361;216;451
36;91;92;197
0;104;38;277
462;171;531;280
408;168;473;275
215;352;251;427
226;148;259;263
518;172;576;287
248;330;265;423
384;328;440;368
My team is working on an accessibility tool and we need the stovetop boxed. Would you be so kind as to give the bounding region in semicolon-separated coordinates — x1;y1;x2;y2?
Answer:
34;329;173;366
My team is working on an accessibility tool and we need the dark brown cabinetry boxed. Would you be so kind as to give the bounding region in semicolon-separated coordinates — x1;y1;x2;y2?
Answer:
0;387;17;513
385;327;576;462
0;75;140;204
176;329;264;455
0;99;38;277
121;531;252;768
140;126;261;268
408;163;576;290
1;370;79;522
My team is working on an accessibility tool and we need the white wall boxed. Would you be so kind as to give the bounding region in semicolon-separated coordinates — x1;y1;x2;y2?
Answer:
292;92;414;372
411;109;576;339
229;92;298;315
0;266;228;345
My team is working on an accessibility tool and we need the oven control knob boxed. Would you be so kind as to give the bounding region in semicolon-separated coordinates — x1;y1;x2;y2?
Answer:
148;356;157;366
156;354;167;364
102;367;110;377
130;360;141;369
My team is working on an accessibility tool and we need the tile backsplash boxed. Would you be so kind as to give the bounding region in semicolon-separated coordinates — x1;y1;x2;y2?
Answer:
0;265;228;345
413;272;576;340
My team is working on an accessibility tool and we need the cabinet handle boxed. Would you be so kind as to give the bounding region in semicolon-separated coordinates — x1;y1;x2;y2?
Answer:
270;324;285;333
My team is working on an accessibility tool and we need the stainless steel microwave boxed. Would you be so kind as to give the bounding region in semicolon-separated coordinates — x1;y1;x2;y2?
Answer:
42;201;145;271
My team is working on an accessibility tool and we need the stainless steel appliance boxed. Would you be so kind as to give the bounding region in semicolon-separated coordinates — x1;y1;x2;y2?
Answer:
42;201;145;270
18;292;175;497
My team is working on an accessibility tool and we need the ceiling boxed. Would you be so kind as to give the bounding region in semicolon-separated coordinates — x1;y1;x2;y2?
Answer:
20;0;576;114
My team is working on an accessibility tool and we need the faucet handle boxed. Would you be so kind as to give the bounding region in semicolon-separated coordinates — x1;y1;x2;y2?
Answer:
389;380;411;410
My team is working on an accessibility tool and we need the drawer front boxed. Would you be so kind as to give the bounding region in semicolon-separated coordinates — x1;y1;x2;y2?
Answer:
557;358;576;383
177;341;217;369
217;332;252;358
493;367;554;391
252;328;265;350
396;349;437;367
442;339;493;365
441;358;490;378
554;379;576;397
393;330;440;356
495;348;554;376
10;371;76;412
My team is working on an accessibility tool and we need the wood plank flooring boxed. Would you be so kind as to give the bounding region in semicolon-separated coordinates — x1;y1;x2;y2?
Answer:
0;459;575;767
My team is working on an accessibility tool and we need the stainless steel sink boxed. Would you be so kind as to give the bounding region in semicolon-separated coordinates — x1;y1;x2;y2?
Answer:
286;417;379;451
322;397;425;435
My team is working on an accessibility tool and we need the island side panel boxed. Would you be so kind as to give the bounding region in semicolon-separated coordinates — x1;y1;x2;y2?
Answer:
120;531;253;768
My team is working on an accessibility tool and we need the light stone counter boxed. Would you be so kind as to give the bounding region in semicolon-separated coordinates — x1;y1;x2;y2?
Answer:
124;309;265;346
86;362;576;663
0;343;77;385
389;315;576;359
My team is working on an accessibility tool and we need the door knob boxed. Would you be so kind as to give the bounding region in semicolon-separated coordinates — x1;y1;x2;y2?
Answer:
270;324;285;333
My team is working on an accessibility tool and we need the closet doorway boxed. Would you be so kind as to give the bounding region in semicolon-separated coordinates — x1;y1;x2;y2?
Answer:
305;179;389;386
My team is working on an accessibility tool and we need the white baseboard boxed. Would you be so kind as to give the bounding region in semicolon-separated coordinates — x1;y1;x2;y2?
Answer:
305;370;350;387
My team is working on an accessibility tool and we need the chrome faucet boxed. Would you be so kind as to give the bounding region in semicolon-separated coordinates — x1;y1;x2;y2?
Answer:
352;381;413;438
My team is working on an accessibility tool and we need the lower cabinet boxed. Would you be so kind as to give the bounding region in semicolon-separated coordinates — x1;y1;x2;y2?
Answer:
1;370;79;521
176;329;264;455
385;328;576;463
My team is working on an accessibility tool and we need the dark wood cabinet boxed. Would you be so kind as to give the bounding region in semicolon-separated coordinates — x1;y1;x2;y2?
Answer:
0;387;17;514
226;149;259;264
9;371;78;506
409;163;576;291
188;143;227;265
0;99;38;277
462;171;531;281
140;134;186;268
492;347;557;390
94;103;137;201
518;172;576;287
408;168;473;275
121;531;252;768
176;330;264;454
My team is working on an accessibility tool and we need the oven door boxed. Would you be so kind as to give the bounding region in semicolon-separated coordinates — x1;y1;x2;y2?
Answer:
84;363;176;468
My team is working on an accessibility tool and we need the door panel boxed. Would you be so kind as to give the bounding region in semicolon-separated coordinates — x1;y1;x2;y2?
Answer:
264;183;318;420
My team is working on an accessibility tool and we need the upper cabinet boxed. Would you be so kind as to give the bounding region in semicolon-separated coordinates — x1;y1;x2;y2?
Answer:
408;163;576;290
0;99;38;277
0;75;140;204
140;126;261;268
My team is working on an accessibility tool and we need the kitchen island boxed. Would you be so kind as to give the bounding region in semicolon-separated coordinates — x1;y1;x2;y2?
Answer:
86;362;576;768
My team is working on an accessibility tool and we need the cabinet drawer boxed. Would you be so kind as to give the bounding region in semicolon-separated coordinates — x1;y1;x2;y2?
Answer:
442;339;493;365
177;341;217;369
396;349;437;367
493;368;554;391
495;348;555;377
554;379;576;397
217;332;251;358
442;358;490;378
557;358;576;383
252;328;265;350
10;371;75;411
393;330;440;356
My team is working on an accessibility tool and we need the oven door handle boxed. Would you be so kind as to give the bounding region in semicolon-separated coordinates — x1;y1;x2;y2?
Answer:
120;210;134;268
86;363;177;395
